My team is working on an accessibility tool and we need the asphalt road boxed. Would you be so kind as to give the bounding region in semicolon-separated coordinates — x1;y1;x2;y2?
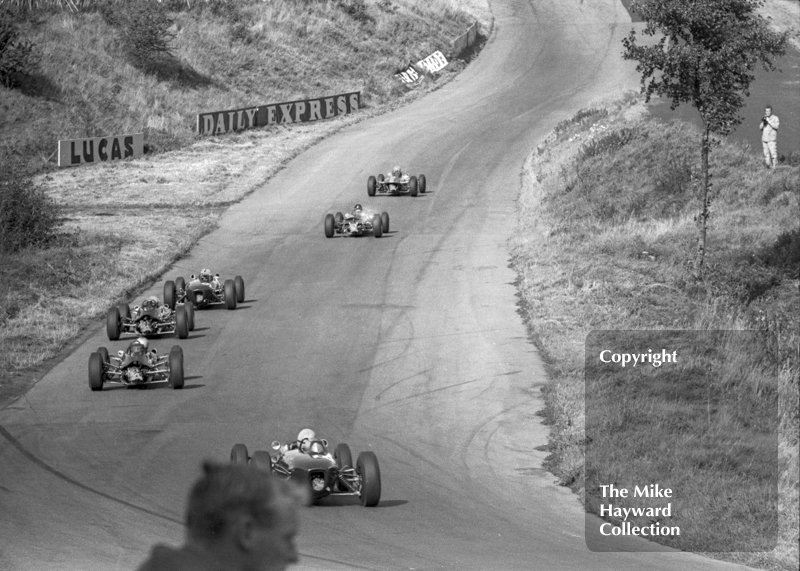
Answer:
0;1;762;570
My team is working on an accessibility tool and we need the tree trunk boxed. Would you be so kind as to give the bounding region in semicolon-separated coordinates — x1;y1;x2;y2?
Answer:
694;121;711;274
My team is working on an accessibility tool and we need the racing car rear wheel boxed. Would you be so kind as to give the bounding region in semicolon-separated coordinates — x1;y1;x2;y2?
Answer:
372;215;383;238
251;451;273;473
367;175;376;197
88;352;104;391
175;277;186;293
231;443;249;465
176;305;189;339
224;280;237;309
106;306;121;341
381;212;390;233
97;347;110;364
234;275;245;303
169;345;184;389
164;280;176;310
409;176;418;197
324;213;335;238
419;174;427;193
378;174;384;182
184;302;195;330
118;303;131;320
357;451;381;507
334;443;353;470
335;211;343;224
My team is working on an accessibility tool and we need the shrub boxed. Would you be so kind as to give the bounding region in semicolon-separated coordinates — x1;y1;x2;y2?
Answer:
760;228;800;277
0;162;61;252
117;0;176;71
0;10;40;87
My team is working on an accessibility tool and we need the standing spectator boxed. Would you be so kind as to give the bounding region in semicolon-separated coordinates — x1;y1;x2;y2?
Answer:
759;105;780;168
137;462;306;571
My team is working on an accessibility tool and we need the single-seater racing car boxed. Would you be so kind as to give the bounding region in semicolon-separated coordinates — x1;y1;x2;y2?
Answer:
106;296;195;341
324;204;389;238
88;337;184;391
367;165;426;197
163;268;245;310
230;430;381;507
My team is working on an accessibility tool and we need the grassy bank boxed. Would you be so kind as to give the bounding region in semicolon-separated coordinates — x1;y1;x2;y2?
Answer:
0;0;491;403
511;96;798;569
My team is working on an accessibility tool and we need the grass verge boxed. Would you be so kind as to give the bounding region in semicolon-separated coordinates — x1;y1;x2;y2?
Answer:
511;94;798;570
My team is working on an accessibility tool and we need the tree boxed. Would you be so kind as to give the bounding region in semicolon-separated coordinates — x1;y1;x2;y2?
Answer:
622;0;787;274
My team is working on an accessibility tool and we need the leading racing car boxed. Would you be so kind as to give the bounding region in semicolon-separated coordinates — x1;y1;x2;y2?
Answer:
106;296;194;340
324;204;389;238
163;268;245;310
367;165;426;197
230;432;381;507
88;337;184;391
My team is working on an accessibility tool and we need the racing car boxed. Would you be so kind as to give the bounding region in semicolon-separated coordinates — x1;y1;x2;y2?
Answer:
106;296;194;341
324;204;389;238
367;166;426;197
163;269;245;310
230;438;381;507
88;337;184;391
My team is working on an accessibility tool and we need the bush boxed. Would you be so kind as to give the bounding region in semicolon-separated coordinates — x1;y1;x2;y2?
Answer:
0;10;40;87
117;0;176;71
0;162;61;252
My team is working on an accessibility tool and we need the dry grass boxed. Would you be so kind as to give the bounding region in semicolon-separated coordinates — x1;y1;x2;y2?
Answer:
512;94;799;569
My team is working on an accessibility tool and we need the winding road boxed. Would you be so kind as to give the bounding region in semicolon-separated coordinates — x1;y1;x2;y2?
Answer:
0;1;759;570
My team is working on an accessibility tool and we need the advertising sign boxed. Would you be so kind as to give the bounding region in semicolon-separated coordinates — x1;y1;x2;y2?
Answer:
416;51;448;74
57;133;144;168
394;65;421;85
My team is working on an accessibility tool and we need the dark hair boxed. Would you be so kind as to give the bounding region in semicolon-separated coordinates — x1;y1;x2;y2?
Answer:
185;462;300;541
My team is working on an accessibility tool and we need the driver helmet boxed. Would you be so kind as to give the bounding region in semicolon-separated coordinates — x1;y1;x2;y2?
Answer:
297;428;316;452
353;204;362;212
200;268;213;283
392;165;402;177
142;296;158;311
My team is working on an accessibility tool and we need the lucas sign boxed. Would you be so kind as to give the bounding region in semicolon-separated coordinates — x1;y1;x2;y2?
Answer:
58;133;144;168
197;91;361;136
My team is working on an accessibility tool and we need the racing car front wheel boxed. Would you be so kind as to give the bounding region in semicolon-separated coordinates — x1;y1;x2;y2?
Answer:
324;213;335;238
184;301;195;330
169;346;184;389
176;305;190;339
106;306;121;341
251;451;273;473
357;451;381;507
231;443;249;465
88;352;104;391
419;174;427;193
409;176;418;197
234;275;245;303
381;212;390;233
367;175;376;197
372;215;383;238
224;280;237;309
164;280;176;310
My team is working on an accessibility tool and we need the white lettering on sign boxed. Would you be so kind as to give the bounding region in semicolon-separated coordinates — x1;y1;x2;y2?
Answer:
416;51;448;73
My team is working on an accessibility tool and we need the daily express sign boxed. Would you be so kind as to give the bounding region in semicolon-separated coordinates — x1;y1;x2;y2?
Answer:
197;91;361;136
58;133;144;168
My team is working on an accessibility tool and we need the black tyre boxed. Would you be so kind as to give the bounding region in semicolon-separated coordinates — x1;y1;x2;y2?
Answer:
377;174;384;182
251;451;273;473
409;176;418;197
106;306;121;341
324;213;335;238
372;215;382;238
367;175;376;197
164;280;176;310
184;301;195;331
234;275;245;303
381;212;390;233
169;345;184;389
88;352;104;392
176;305;189;339
231;443;249;465
357;451;381;507
175;277;186;293
334;211;343;224
97;346;110;364
118;303;131;320
335;443;353;469
224;280;237;310
419;174;427;193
